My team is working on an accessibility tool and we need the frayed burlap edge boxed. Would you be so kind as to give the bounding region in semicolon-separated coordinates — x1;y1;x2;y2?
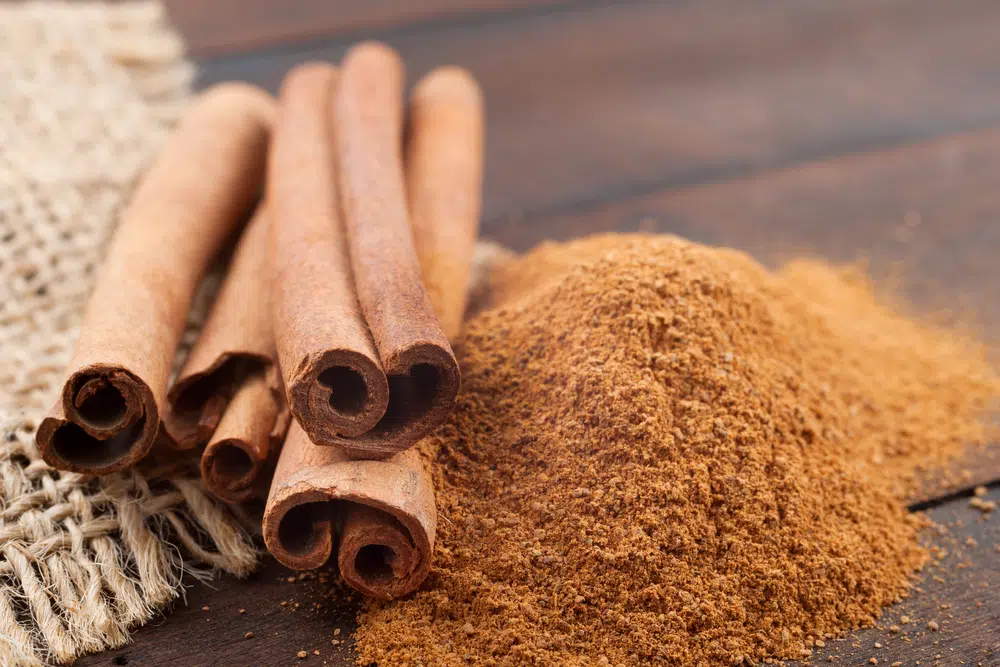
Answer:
0;3;258;665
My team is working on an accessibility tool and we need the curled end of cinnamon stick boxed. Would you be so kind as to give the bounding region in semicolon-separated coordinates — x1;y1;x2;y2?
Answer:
164;354;269;450
290;349;390;441
37;364;158;474
411;65;482;107
201;438;262;504
199;366;288;504
264;428;436;597
343;40;403;77
333;343;460;460
337;504;428;601
263;490;336;570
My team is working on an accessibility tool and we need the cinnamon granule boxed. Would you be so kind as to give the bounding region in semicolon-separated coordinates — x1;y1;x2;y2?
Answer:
355;234;1000;666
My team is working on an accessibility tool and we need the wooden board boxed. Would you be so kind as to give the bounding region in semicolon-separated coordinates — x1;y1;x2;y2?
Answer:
198;0;1000;228
497;126;1000;334
74;558;360;667
164;0;573;57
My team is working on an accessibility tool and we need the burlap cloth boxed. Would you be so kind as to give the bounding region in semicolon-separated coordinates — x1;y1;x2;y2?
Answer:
0;3;257;665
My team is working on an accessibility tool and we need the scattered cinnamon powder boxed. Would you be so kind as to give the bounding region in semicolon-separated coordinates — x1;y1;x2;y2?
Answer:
355;234;1000;666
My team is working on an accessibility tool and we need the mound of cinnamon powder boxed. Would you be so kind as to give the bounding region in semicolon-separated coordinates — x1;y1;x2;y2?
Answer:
355;234;1000;666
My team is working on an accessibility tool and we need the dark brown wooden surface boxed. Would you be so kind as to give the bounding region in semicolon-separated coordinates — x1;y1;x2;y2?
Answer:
165;0;574;57
75;0;1000;664
197;0;1000;229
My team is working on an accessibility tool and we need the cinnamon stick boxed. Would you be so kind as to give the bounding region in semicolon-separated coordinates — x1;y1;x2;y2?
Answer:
201;367;286;503
405;67;484;340
263;422;435;600
163;208;281;450
263;59;486;599
332;65;485;597
36;84;275;475
332;42;460;459
268;63;391;452
158;206;289;502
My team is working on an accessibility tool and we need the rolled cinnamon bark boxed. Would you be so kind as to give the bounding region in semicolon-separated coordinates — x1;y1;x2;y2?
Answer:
268;63;391;452
263;422;435;600
333;42;460;459
164;207;281;450
158;206;289;501
36;84;275;475
406;67;484;340
263;60;486;598
201;366;287;504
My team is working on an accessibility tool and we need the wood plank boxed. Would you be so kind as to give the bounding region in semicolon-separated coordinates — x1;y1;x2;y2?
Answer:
75;486;1000;667
198;0;1000;226
165;0;574;57
495;125;1000;333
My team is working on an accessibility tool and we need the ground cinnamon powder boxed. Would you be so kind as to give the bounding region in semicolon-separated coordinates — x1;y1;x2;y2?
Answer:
354;234;1000;666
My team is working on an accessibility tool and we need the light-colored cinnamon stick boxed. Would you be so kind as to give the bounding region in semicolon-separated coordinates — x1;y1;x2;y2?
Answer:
263;422;435;600
332;42;461;459
158;206;289;502
163;207;282;450
36;83;275;475
406;67;484;340
268;63;392;450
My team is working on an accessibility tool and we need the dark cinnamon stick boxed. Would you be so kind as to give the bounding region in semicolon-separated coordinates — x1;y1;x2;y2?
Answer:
263;422;435;600
406;67;484;340
264;58;486;600
36;84;275;474
268;63;391;451
332;42;460;459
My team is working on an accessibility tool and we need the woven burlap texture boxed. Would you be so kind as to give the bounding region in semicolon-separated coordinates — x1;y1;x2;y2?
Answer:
0;3;258;665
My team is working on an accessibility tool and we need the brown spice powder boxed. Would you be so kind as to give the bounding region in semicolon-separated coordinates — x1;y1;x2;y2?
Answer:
355;234;1000;666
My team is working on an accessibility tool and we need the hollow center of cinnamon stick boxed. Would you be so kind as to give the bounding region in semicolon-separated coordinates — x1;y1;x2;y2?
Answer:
278;501;330;556
353;544;398;583
169;357;263;444
50;420;144;468
209;444;254;486
370;363;441;435
318;366;368;415
73;379;127;429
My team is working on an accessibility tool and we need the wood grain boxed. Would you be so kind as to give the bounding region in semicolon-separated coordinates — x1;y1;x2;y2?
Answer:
200;0;1000;227
164;0;574;57
496;126;1000;335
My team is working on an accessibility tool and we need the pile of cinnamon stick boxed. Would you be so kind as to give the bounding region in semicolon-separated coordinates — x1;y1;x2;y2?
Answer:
35;42;483;600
